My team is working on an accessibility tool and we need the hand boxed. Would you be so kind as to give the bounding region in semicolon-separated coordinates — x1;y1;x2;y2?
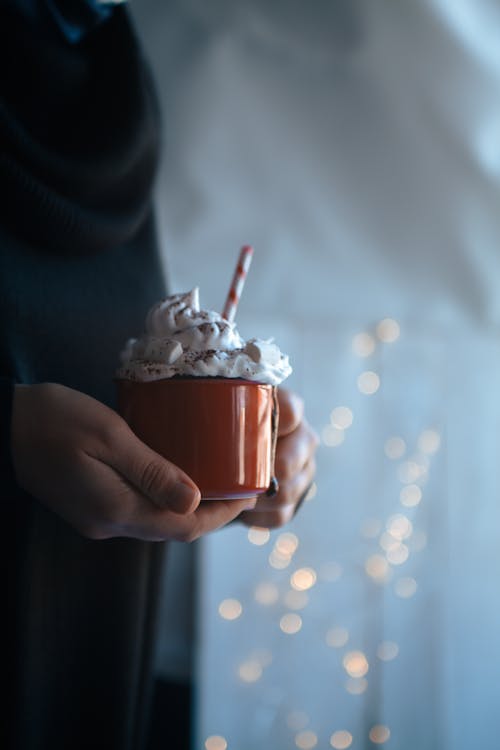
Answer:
11;383;255;541
238;388;319;529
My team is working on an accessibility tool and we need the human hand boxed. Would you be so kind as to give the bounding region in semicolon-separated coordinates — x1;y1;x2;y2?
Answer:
237;388;319;529
11;383;255;541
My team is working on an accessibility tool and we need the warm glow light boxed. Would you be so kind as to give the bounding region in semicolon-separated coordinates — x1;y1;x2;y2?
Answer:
205;736;227;750
330;406;353;429
326;627;349;648
291;567;317;591
343;651;369;678
360;518;382;539
276;532;299;557
345;678;368;695
386;514;413;540
280;613;303;634
400;484;422;507
384;436;406;459
357;371;380;395
394;577;417;598
386;543;409;565
376;318;400;343
254;582;279;605
286;711;309;731
295;730;318;749
247;526;271;546
377;641;399;661
319;561;343;581
418;429;441;454
218;599;242;620
369;725;391;744
284;589;309;610
365;554;391;583
352;332;376;357
238;660;263;683
330;730;353;749
322;424;345;447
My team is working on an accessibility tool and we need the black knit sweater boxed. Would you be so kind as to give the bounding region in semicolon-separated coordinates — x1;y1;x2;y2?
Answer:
1;5;169;749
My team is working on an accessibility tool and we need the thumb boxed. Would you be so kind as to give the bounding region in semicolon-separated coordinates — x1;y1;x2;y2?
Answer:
111;426;201;514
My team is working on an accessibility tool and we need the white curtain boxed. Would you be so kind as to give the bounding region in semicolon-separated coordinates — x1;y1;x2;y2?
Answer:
133;1;500;747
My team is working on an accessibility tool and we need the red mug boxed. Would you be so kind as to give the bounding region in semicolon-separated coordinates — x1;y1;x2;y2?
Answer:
116;377;279;500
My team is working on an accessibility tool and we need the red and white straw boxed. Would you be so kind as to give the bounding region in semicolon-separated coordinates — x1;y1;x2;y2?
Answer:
222;245;254;322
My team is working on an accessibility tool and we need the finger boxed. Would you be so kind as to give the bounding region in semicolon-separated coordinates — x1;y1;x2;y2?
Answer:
104;423;201;515
238;504;296;529
155;497;258;543
275;419;318;480
245;458;316;512
277;388;304;437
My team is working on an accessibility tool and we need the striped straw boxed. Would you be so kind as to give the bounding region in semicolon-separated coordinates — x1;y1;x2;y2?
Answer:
222;245;254;322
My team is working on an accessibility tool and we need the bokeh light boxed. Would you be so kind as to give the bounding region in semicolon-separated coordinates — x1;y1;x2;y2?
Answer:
384;436;406;459
365;554;391;583
326;627;349;648
394;577;418;598
247;526;271;546
218;599;242;620
418;429;441;454
376;318;400;342
357;371;380;395
295;730;318;749
330;406;354;429
400;484;422;507
291;567;317;591
352;332;376;357
376;641;399;661
205;736;227;750
322;424;345;447
343;651;369;678
330;730;353;749
238;660;263;683
280;613;303;634
369;725;391;744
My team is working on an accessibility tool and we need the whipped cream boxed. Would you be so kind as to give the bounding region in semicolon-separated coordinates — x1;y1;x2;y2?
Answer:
117;288;292;386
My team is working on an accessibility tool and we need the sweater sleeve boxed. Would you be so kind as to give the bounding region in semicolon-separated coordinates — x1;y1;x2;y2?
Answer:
0;377;17;488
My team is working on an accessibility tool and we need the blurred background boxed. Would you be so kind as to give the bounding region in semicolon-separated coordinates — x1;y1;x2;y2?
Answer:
132;1;500;748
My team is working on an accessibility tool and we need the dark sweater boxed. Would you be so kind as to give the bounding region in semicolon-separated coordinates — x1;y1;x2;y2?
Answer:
1;5;168;749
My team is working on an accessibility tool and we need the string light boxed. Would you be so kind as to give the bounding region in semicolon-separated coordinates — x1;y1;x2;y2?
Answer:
295;730;318;749
384;436;406;459
330;730;353;749
369;725;391;744
330;406;353;429
218;599;242;620
280;613;303;634
352;332;376;357
205;736;227;750
376;318;400;342
357;371;380;395
343;651;369;678
325;627;349;648
247;527;271;546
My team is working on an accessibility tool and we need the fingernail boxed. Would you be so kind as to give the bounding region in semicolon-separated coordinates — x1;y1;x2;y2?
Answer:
244;499;258;510
170;481;199;512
